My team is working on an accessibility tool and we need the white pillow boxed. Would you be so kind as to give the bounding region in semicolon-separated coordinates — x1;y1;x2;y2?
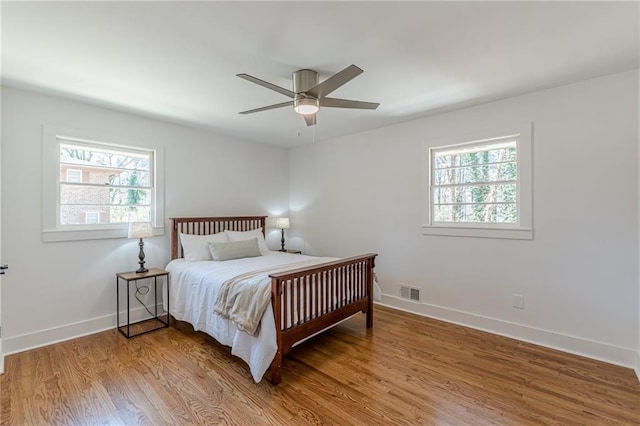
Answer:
225;228;269;254
180;232;229;262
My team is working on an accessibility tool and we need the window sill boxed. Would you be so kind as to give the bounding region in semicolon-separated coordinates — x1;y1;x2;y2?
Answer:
422;225;532;240
42;227;164;242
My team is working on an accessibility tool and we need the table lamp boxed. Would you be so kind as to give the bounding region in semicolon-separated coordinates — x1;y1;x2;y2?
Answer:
128;221;153;273
275;217;290;251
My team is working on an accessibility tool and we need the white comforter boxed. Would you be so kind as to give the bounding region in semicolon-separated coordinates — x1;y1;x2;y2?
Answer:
165;251;380;383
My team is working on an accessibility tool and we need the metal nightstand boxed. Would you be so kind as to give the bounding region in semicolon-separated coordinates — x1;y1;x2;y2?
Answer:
116;268;169;338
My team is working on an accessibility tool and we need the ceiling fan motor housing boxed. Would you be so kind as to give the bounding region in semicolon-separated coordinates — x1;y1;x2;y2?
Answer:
293;69;319;93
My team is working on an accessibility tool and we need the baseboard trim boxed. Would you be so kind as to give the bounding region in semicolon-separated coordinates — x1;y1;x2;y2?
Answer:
378;295;637;369
635;351;640;382
2;305;162;356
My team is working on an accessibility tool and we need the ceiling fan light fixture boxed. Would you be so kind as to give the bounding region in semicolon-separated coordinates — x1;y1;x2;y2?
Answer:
294;97;319;115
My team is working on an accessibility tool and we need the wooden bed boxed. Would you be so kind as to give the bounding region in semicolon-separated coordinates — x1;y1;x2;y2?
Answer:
170;215;377;384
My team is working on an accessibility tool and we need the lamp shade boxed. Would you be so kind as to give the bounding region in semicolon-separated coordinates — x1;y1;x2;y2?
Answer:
128;221;153;239
274;217;290;229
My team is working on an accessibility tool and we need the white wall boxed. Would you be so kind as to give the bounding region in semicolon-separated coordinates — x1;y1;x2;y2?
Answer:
290;70;639;368
2;71;638;371
1;87;289;354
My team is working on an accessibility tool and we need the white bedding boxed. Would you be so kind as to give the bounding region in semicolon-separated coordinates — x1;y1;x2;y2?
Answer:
165;251;380;383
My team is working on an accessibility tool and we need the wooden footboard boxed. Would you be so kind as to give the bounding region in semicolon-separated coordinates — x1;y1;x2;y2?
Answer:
170;216;377;385
268;253;377;384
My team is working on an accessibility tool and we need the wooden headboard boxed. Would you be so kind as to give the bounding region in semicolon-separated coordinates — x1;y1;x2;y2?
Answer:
170;216;267;260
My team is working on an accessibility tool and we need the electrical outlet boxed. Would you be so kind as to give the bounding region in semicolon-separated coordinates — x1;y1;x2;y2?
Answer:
512;294;525;309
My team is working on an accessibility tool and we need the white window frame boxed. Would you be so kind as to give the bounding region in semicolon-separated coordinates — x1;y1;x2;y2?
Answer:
42;125;165;242
422;122;533;240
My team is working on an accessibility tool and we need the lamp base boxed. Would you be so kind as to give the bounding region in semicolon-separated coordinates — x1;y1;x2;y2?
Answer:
136;238;148;274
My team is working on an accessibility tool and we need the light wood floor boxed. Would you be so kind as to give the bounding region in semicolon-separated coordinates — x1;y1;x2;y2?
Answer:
1;305;638;425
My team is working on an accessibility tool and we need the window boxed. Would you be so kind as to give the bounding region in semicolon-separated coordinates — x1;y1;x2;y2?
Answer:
43;125;164;242
66;169;82;183
423;123;532;239
59;141;152;226
432;137;517;224
85;212;100;224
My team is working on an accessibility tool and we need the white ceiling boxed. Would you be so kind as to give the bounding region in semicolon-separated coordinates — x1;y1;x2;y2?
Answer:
2;1;638;148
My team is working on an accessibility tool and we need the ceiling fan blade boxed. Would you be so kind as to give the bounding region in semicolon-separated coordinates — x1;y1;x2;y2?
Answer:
306;65;363;99
303;114;317;127
239;101;293;115
237;73;295;98
320;97;380;110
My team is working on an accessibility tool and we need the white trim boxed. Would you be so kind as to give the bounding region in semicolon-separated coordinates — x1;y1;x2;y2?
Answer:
2;304;163;356
42;226;163;242
423;225;533;240
422;122;533;240
42;124;165;242
636;351;640;382
378;294;637;369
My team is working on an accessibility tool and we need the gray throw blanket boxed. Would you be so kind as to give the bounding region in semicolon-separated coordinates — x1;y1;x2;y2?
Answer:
213;258;332;335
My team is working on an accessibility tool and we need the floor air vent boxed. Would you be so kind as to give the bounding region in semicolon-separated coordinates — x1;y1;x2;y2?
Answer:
400;285;420;302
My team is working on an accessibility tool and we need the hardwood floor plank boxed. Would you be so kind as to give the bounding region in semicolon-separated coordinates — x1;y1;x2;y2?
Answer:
1;305;638;425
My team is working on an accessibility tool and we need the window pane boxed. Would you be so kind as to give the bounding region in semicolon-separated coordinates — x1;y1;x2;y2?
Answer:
434;161;516;185
60;184;150;206
434;203;517;224
433;183;517;205
59;144;151;186
109;206;151;223
60;169;150;186
60;205;150;225
60;143;150;169
109;170;151;187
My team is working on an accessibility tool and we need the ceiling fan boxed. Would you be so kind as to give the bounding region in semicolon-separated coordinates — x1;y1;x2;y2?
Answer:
237;64;379;126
